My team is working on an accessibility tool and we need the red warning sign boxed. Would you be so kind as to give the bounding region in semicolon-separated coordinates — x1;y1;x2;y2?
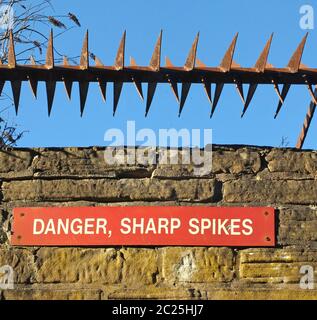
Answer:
11;207;275;247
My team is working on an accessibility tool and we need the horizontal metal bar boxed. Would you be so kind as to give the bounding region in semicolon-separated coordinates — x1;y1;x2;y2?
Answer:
0;66;316;84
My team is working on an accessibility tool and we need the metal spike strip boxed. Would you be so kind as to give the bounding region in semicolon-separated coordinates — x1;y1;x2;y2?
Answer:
1;30;317;148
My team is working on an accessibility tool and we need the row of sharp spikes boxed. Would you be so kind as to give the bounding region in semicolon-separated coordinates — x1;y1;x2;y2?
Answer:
1;29;316;149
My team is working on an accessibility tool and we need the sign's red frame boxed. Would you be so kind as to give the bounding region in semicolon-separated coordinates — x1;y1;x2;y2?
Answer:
12;207;275;247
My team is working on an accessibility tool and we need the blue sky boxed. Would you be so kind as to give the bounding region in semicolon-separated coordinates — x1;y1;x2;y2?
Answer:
3;0;317;149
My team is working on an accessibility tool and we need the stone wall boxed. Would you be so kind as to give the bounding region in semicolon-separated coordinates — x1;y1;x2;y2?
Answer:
0;146;317;300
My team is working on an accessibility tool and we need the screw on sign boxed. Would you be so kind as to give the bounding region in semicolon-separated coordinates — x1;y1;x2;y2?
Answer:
1;30;317;148
12;207;275;247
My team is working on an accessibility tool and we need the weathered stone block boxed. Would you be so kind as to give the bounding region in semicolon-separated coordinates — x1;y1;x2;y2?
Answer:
2;178;216;202
279;208;317;245
223;179;317;204
207;288;317;300
239;249;317;284
266;150;317;174
162;247;234;283
0;248;36;283
3;288;101;300
120;248;159;287
32;148;154;178
36;248;123;284
107;286;197;300
212;149;262;174
0;150;33;177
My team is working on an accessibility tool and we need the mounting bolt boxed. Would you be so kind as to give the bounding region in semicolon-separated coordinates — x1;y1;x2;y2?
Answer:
265;236;271;242
20;213;25;217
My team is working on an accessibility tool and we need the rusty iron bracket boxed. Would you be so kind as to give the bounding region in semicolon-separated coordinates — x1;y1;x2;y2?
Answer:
1;30;316;149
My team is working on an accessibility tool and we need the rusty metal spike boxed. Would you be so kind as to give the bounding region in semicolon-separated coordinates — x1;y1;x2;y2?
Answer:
202;81;212;106
28;78;38;99
46;29;54;69
98;80;107;102
242;84;258;117
129;58;144;100
46;81;56;116
28;56;38;98
94;56;103;67
149;30;162;71
234;80;245;105
114;31;126;70
168;80;179;103
220;33;238;72
272;80;284;104
287;33;308;72
255;33;273;72
274;84;291;119
80;30;89;69
165;56;174;67
133;81;144;101
8;30;16;68
113;82;123;116
196;59;206;68
79;81;89;116
231;61;241;68
11;81;21;115
30;55;36;65
179;83;191;116
296;86;317;149
93;56;106;102
211;83;224;117
130;56;137;67
306;84;317;105
64;81;73;100
146;82;158;117
0;81;5;96
63;56;72;100
184;32;199;71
